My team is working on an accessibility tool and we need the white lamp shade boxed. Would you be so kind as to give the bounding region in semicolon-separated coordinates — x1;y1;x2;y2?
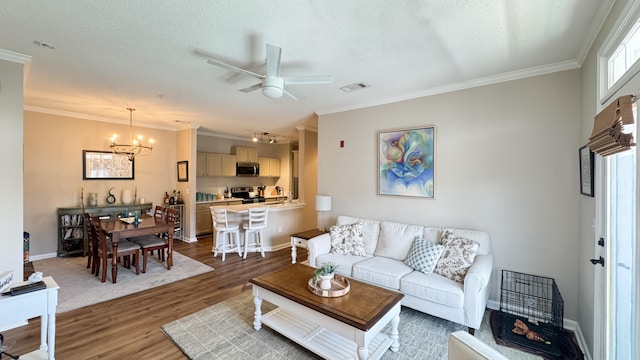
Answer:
315;195;332;211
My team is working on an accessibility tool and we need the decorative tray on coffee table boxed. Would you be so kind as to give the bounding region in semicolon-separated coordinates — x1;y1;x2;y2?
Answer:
307;275;350;298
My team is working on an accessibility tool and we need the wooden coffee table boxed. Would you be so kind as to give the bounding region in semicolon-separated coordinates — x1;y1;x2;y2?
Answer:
249;264;404;359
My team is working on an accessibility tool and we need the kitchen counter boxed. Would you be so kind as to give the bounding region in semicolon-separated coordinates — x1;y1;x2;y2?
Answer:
223;202;304;213
212;202;307;253
196;197;243;204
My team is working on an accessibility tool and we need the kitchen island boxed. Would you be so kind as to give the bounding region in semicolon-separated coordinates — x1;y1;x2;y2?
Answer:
213;202;306;253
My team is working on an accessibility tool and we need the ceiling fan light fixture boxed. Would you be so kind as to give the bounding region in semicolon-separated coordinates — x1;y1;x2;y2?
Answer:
261;76;284;98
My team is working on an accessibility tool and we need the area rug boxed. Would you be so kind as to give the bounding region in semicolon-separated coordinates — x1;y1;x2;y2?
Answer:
34;251;214;313
162;292;542;360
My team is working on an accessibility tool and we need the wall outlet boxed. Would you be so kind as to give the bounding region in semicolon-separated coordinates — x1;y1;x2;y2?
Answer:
278;225;282;232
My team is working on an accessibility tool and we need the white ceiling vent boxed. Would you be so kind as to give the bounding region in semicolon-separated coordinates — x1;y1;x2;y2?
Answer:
340;82;370;93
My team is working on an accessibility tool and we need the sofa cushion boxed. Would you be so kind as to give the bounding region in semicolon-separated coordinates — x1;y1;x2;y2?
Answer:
434;230;480;284
352;257;413;290
423;227;440;243
329;222;366;257
374;221;424;261
441;228;491;255
337;216;380;255
404;238;444;275
400;271;464;308
316;253;369;277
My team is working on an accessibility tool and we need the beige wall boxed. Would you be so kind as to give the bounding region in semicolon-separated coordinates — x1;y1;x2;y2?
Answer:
300;128;319;231
24;111;177;256
318;70;582;319
0;59;25;282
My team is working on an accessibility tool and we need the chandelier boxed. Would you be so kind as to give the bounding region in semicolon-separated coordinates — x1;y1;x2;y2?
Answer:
252;132;277;144
110;107;153;161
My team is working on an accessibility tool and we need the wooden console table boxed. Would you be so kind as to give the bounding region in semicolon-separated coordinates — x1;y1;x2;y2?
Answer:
0;276;58;360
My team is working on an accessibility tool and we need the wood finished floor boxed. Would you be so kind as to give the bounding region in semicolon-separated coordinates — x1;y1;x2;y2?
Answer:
3;236;305;360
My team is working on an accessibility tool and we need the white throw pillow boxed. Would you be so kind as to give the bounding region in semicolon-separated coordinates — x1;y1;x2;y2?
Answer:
404;237;444;275
329;222;366;257
374;222;424;261
433;230;480;284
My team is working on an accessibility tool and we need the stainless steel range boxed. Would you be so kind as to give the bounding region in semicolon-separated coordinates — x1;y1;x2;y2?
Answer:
230;187;266;204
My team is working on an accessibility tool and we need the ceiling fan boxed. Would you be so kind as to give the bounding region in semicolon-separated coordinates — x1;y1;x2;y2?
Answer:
206;43;334;100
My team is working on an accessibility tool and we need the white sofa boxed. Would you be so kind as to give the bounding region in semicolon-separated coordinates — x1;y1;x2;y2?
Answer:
306;215;493;331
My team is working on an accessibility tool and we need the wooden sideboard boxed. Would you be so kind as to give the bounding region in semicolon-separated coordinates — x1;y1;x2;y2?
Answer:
56;203;153;257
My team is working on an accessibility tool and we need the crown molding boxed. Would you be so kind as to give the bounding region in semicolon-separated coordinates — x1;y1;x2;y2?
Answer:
296;125;318;133
317;59;581;116
575;0;617;66
24;105;178;131
0;49;31;64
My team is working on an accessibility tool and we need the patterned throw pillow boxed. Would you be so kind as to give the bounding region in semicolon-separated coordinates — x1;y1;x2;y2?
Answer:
329;222;366;257
433;230;480;284
404;237;445;275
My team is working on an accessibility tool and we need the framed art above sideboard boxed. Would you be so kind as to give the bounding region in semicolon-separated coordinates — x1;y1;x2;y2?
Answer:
82;150;134;180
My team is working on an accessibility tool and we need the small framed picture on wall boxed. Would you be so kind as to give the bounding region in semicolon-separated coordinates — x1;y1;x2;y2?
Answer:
579;145;594;197
177;161;189;182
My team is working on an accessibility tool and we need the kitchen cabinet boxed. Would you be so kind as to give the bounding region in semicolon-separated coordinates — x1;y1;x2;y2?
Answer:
258;157;280;177
196;152;207;176
196;200;242;235
197;152;236;177
233;146;258;163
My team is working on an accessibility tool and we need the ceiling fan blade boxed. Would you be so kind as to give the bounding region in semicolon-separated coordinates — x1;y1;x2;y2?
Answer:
282;75;334;85
206;58;264;79
239;83;262;93
265;44;282;77
283;87;305;100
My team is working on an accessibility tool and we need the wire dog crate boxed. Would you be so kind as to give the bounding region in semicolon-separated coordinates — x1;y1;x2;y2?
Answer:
499;270;565;358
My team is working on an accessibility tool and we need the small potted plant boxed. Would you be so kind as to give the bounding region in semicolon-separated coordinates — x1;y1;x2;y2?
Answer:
314;262;339;290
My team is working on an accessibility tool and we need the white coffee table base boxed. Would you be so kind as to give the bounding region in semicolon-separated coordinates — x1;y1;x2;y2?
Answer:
252;285;400;360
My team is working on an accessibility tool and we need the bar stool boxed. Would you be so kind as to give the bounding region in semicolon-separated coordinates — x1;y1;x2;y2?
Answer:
210;206;241;261
243;206;268;259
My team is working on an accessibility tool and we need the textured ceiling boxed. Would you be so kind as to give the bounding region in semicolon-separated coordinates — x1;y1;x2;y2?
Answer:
0;1;613;141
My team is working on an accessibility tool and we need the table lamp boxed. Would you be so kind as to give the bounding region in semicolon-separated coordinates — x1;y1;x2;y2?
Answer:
315;195;332;232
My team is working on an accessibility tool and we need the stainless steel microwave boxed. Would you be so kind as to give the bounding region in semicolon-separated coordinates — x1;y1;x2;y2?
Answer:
236;162;260;176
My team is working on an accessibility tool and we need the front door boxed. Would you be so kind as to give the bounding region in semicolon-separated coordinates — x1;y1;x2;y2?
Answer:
594;87;639;359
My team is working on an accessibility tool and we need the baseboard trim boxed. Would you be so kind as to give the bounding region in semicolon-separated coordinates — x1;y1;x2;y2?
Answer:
29;253;57;261
486;299;591;359
179;236;198;243
563;319;592;360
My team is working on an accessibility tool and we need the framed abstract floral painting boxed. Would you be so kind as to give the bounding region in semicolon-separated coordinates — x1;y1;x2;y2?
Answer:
378;126;436;198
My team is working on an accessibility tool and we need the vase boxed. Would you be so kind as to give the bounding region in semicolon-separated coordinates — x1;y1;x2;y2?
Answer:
318;274;334;290
122;189;133;204
88;193;98;206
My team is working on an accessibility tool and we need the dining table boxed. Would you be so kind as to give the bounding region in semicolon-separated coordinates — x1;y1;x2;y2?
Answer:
100;214;174;283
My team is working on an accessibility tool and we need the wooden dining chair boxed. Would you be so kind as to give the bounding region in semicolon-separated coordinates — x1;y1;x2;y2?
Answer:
87;215;141;283
129;207;171;273
210;206;241;261
242;206;268;259
83;212;97;274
